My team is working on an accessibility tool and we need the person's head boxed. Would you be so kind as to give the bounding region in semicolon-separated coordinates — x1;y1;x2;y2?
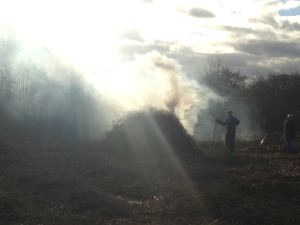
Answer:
287;114;293;121
227;111;233;117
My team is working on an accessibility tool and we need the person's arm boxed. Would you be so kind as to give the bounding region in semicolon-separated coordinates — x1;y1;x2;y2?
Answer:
216;118;226;125
235;117;240;126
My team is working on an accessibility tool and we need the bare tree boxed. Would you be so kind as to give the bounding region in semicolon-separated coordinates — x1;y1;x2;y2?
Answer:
202;55;246;96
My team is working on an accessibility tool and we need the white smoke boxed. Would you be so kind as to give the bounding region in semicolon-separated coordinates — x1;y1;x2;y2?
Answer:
88;51;223;135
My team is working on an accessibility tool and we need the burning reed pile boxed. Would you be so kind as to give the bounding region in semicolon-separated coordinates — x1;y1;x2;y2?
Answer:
101;108;203;159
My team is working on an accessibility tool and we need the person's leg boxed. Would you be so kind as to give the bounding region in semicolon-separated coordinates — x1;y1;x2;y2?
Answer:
229;131;236;152
287;141;292;153
290;140;297;153
225;131;229;149
226;131;235;153
286;141;290;152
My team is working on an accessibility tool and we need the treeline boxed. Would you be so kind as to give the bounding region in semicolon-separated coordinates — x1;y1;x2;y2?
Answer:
200;56;300;133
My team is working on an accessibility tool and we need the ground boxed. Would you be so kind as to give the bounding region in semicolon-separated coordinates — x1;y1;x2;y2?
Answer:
1;134;300;225
1;110;299;225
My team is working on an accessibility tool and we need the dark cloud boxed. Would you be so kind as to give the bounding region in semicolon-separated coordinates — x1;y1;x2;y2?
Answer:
220;25;277;39
168;50;257;78
117;29;144;42
117;40;256;78
280;20;300;31
234;40;300;57
248;14;279;28
179;52;253;75
220;52;300;76
116;37;300;79
203;53;273;76
221;26;256;35
188;7;215;18
169;50;300;79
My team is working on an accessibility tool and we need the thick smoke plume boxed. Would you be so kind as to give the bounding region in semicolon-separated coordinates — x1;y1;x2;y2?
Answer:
90;51;223;136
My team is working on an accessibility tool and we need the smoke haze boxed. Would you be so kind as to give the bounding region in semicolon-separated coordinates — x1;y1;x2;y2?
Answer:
0;29;263;142
88;51;223;136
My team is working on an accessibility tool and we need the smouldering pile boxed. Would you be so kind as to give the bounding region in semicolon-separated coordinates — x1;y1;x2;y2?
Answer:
101;108;202;158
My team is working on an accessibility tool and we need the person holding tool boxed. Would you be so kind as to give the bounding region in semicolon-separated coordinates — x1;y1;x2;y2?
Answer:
284;114;297;153
216;111;240;153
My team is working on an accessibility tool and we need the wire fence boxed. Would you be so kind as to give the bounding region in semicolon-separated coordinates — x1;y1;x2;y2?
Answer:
0;76;42;111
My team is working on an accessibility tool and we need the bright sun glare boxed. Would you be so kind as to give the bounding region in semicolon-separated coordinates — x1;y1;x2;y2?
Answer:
1;1;137;72
0;0;218;137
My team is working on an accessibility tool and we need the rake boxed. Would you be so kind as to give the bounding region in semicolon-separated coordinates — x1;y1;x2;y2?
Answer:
210;121;218;150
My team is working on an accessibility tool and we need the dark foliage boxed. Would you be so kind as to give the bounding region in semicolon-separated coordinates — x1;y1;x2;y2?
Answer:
245;73;300;131
201;56;300;133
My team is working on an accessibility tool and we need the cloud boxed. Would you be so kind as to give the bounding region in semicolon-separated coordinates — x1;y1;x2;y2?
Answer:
281;0;300;10
138;0;153;3
234;39;300;57
117;41;170;61
117;29;144;42
248;14;279;28
219;25;277;39
116;32;300;79
280;20;300;30
245;1;282;28
188;7;216;18
3;0;300;79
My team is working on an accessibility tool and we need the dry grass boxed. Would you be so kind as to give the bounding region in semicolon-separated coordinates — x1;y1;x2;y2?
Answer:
0;110;300;225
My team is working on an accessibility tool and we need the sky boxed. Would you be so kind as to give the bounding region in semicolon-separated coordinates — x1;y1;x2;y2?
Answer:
0;0;299;138
1;0;299;77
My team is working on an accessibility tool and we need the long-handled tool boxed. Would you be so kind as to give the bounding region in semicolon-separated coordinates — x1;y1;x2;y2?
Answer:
260;133;268;146
210;121;218;150
280;130;286;151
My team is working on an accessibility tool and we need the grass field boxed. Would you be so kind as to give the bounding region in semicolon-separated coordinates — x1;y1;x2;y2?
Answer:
0;111;300;225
